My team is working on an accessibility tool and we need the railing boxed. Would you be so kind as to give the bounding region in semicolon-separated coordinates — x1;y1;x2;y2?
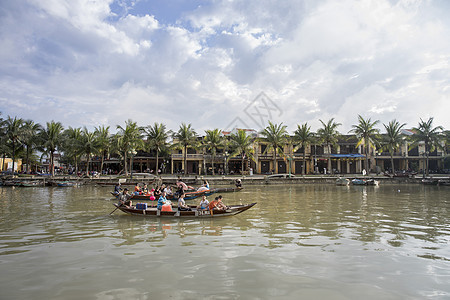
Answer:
171;154;204;159
379;152;403;157
203;154;227;160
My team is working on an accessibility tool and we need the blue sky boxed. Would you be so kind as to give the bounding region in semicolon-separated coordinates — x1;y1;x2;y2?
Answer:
0;0;449;134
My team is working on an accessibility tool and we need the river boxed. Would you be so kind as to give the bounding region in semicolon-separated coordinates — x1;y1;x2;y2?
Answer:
0;183;448;299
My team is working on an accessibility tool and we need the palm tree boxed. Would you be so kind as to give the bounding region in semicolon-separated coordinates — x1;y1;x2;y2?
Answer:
293;123;315;175
94;125;111;174
349;115;380;173
4;116;25;174
229;129;255;174
145;122;169;174
204;128;224;175
409;117;443;177
40;121;64;176
317;118;341;173
116;120;144;176
444;130;450;155
0;116;8;173
259;121;288;174
63;127;83;175
22;120;43;173
382;120;406;173
80;127;98;175
172;123;198;175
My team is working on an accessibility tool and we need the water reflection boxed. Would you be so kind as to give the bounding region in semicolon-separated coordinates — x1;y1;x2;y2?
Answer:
1;185;448;254
0;184;449;299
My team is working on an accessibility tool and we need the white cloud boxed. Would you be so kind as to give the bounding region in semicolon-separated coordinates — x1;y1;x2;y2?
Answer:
0;0;449;134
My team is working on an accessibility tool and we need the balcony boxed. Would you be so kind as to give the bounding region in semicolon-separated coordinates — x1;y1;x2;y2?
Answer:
379;152;403;157
171;154;204;159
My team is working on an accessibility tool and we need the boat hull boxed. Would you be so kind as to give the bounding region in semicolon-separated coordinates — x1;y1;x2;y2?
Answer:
351;179;379;186
112;202;257;218
211;187;243;193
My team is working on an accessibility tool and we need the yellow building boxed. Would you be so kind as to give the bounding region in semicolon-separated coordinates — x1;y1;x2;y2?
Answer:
0;157;23;172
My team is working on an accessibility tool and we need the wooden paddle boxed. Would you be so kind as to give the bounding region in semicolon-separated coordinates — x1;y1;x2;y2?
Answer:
109;203;123;215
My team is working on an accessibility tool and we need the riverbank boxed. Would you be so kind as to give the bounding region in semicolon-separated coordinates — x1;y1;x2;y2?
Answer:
3;173;450;186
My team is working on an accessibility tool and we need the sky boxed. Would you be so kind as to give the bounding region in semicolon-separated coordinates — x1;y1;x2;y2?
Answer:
0;0;449;135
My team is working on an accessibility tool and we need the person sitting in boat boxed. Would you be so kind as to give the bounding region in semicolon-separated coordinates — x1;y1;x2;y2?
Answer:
163;185;173;196
197;180;210;192
196;195;209;210
134;183;142;195
177;193;192;211
235;179;242;188
113;183;122;195
209;195;227;214
141;184;149;195
154;186;162;199
174;185;184;198
157;191;168;210
217;195;227;209
176;179;189;192
118;188;132;207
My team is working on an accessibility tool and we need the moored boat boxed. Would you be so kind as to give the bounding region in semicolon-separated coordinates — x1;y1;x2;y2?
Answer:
17;180;43;187
421;179;439;185
211;187;244;193
336;177;350;186
56;181;80;187
351;178;379;186
438;180;450;186
111;202;257;218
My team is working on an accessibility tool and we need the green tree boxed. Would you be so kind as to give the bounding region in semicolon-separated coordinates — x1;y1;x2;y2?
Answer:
0;113;11;172
382;120;406;173
349;115;380;173
40;121;64;177
204;128;224;175
259;121;288;174
172;123;198;175
22;120;43;173
62;127;83;175
229;129;255;174
317;118;341;173
4;116;25;174
145;122;169;174
409;117;443;177
116;120;144;176
444;130;450;170
293;123;315;175
94;125;111;174
80;127;98;175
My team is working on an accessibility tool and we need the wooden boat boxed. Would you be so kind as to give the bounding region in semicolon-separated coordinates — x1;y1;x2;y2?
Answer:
112;202;257;218
16;180;43;187
212;187;244;193
335;178;350;186
438;180;450;186
56;181;79;187
127;193;156;201
2;180;17;186
365;179;379;186
351;178;379;186
421;179;439;185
